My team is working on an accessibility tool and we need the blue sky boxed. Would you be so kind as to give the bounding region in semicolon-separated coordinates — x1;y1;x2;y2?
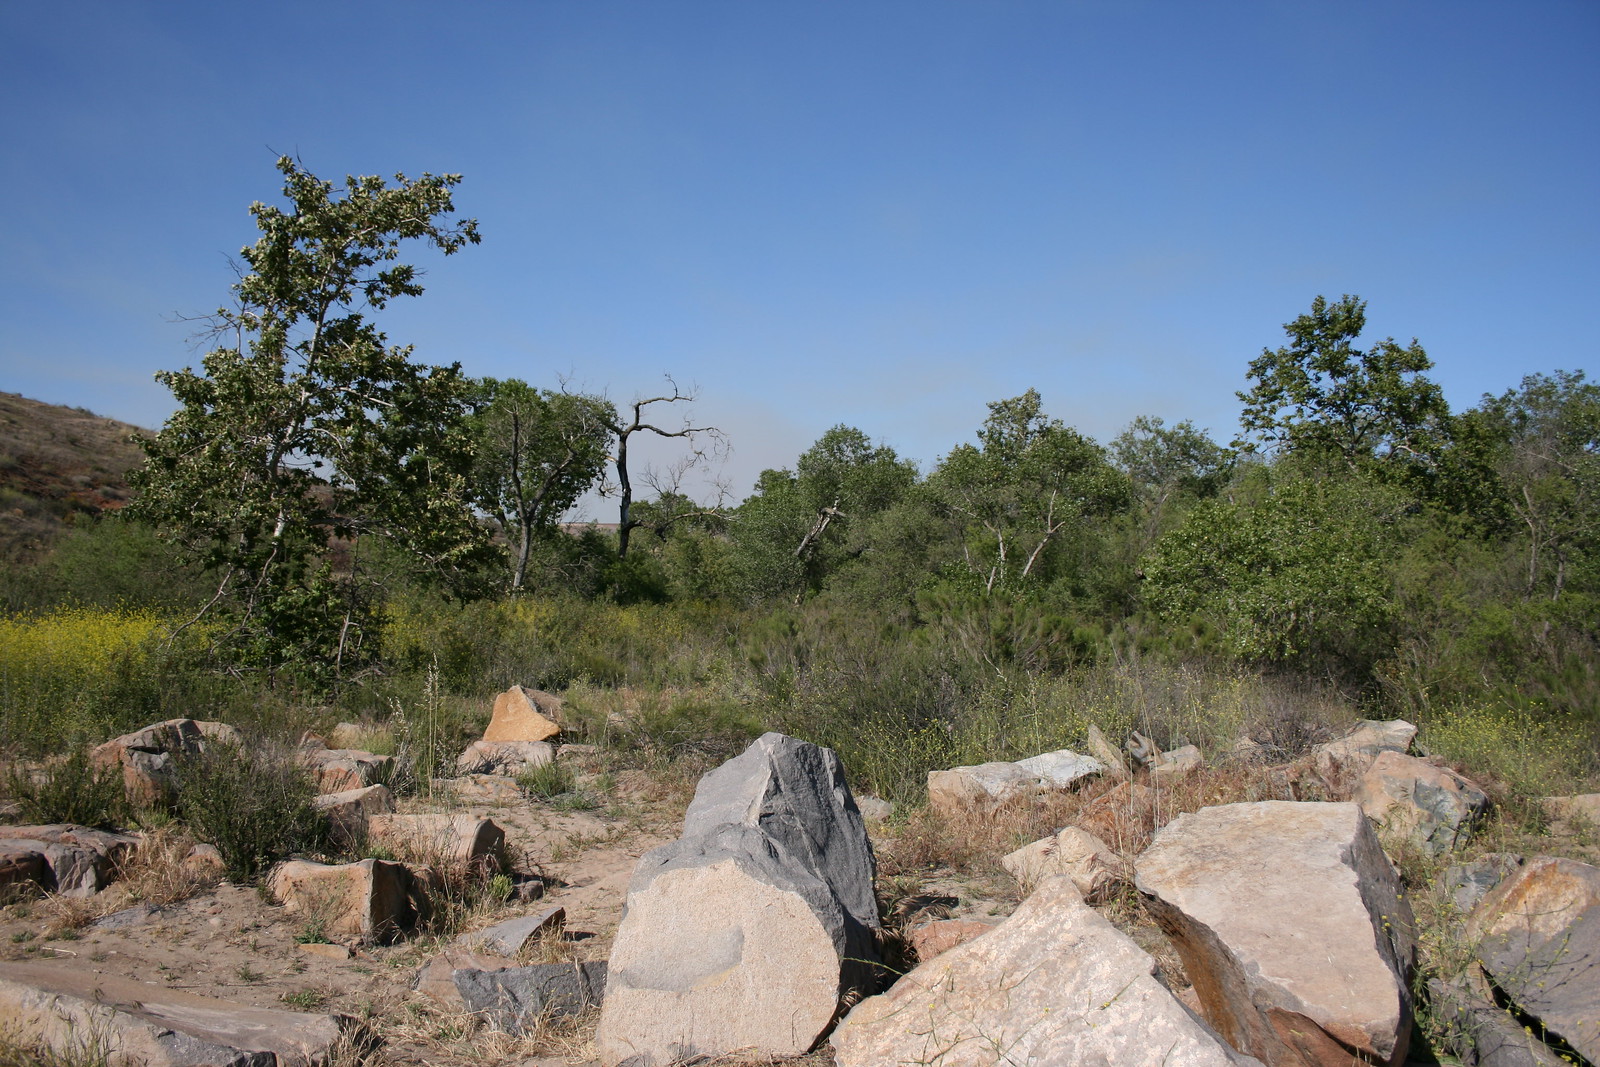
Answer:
2;1;1595;514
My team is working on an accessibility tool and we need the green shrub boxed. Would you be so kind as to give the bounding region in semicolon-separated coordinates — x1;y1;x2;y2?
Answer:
173;742;327;880
2;747;126;828
516;759;577;800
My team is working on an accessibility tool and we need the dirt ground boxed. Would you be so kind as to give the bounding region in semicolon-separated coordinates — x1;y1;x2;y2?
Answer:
0;775;1011;1067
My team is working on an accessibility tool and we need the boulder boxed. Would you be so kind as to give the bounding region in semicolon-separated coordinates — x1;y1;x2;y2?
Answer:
907;918;996;961
0;824;140;898
414;948;517;1009
483;685;562;744
0;845;48;892
596;731;879;1067
1465;856;1600;1063
455;739;554;776
180;843;226;882
855;795;894;822
0;960;349;1066
1086;723;1131;778
832;877;1261;1066
1444;853;1524;915
1312;719;1416;781
1135;801;1416;1067
300;748;393;794
1354;750;1488;856
926;761;1040;818
454;905;565;956
312;783;395;844
1427;976;1569;1067
1001;825;1129;902
267;857;414;944
1014;747;1104;787
1152;743;1204;781
90;719;244;807
365;813;505;868
456;961;607;1034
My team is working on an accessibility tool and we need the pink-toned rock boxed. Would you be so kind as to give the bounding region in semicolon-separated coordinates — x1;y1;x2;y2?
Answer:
908;918;996;961
267;857;414;943
1152;744;1204;781
1135;801;1415;1067
312;783;395;843
366;813;505;868
91;718;241;807
1355;750;1488;856
0;845;47;892
179;843;226;881
0;959;348;1066
1001;825;1130;903
832;877;1261;1066
1466;856;1600;1063
483;686;562;744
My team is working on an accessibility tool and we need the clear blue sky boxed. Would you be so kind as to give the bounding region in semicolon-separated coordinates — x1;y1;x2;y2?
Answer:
3;1;1595;513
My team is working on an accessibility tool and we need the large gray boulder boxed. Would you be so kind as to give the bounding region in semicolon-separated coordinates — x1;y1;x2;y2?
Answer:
1135;801;1415;1067
832;876;1261;1066
0;824;140;898
595;732;878;1067
1354;750;1488;856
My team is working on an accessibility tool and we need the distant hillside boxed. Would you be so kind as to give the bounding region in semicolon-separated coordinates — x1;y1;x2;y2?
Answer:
0;393;150;561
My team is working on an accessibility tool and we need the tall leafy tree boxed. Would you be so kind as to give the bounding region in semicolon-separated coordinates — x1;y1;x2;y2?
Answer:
1237;294;1449;474
930;390;1130;594
469;380;615;590
131;157;486;682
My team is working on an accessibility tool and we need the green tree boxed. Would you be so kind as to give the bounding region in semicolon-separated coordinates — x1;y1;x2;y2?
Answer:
930;390;1130;594
1237;295;1449;473
130;157;486;683
469;380;615;591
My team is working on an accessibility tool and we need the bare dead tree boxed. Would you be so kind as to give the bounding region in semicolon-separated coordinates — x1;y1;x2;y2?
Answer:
603;377;725;558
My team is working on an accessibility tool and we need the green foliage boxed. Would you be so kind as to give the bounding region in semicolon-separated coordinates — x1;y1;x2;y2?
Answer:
1237;294;1448;474
129;156;490;687
516;759;577;799
173;742;327;880
1143;473;1404;666
468;380;615;591
3;747;126;829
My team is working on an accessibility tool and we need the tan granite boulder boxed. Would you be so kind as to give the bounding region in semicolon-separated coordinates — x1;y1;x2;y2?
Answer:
1135;801;1415;1067
832;877;1261;1066
926;761;1039;818
455;739;553;776
312;783;395;845
1312;719;1415;781
483;685;562;744
907;918;996;961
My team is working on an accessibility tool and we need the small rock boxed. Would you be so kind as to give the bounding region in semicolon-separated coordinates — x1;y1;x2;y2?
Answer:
456;961;607;1034
1127;729;1163;767
1443;854;1524;915
1152;744;1204;781
94;903;164;930
455;906;565;956
1002;825;1130;903
366;814;505;868
267;857;415;944
926;761;1040;819
455;739;554;776
907;918;996;961
1086;723;1131;779
855;795;894;822
297;941;353;960
415;949;517;1008
483;686;563;744
1014;747;1104;788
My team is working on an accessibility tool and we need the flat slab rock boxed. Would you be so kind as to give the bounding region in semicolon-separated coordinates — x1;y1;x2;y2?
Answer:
454;960;607;1034
0;959;349;1066
832;876;1261;1066
1135;800;1416;1067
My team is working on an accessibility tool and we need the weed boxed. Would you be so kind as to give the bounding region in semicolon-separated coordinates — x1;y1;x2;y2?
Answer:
2;747;126;829
281;987;329;1010
235;963;264;983
173;740;328;881
517;759;577;800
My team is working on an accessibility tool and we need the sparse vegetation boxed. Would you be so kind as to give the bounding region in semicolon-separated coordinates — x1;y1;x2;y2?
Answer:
173;742;328;880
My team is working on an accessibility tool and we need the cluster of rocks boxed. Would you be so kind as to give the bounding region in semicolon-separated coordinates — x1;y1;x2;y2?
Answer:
591;724;1597;1067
